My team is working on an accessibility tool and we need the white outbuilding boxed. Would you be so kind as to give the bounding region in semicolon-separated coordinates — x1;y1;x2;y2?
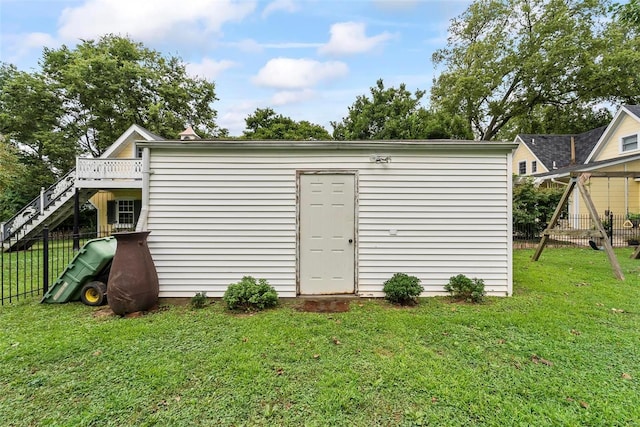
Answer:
136;140;517;298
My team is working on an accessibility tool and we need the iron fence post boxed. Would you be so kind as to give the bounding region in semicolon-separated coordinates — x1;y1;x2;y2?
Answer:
43;226;49;294
73;189;80;251
609;212;614;246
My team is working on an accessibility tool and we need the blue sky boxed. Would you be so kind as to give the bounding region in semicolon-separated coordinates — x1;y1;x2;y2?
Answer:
0;0;472;136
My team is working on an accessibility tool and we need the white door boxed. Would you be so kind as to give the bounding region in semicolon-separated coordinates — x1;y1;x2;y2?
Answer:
299;173;355;295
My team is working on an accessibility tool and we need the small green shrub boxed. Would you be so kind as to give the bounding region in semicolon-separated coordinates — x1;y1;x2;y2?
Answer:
223;276;278;311
445;274;486;303
627;213;640;222
382;273;423;305
190;292;208;309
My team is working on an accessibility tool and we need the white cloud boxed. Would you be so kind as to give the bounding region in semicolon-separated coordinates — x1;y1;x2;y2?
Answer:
57;0;257;42
1;32;59;67
262;0;298;18
22;32;58;50
228;38;264;53
224;39;321;51
186;58;237;79
262;42;322;49
373;0;420;11
319;22;394;56
271;89;316;106
252;58;348;90
218;100;259;136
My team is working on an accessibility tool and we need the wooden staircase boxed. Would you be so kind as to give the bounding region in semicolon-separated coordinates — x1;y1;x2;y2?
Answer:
1;170;97;251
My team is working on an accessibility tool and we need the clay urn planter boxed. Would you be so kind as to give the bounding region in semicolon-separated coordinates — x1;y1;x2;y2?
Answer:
107;231;159;316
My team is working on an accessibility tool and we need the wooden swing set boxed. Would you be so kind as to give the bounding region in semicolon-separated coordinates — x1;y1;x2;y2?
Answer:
532;171;640;281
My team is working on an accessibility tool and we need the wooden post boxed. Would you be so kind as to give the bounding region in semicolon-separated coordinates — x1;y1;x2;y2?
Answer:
576;177;625;280
532;178;577;261
532;173;625;281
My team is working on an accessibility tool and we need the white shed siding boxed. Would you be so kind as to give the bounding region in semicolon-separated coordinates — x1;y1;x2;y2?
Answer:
356;154;510;297
146;148;512;298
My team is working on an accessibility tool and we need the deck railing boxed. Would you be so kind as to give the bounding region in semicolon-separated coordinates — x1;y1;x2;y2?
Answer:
76;158;143;181
1;169;76;241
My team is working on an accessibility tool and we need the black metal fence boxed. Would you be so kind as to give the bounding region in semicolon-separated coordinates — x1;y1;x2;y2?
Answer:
2;215;637;304
513;214;640;249
1;227;114;305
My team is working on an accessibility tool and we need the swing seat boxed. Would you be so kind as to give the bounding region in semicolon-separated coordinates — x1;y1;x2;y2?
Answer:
589;240;603;251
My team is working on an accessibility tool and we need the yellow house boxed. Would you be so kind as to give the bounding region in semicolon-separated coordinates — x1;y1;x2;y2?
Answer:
81;125;206;235
520;105;640;220
1;124;167;249
77;124;176;236
75;124;166;235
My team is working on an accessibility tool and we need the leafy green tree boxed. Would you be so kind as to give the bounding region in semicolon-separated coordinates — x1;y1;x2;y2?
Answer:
332;79;472;140
0;142;55;221
39;34;223;156
588;1;640;105
0;62;16;93
243;108;331;140
0;140;24;220
0;64;62;220
513;177;564;238
616;0;640;26
0;35;224;219
431;0;621;140
498;103;612;140
0;64;72;172
0;139;19;190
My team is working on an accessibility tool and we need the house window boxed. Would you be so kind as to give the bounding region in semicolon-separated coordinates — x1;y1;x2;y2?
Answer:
518;161;526;175
136;146;144;158
117;200;135;226
532;161;537;173
107;199;141;228
622;135;638;152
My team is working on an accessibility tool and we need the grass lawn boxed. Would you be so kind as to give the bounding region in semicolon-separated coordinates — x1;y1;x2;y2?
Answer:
1;248;639;426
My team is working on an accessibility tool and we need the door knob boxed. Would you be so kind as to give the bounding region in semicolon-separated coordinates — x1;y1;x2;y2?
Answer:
348;239;353;244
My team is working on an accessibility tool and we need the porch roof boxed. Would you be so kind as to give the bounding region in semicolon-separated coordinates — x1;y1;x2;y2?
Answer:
533;152;640;181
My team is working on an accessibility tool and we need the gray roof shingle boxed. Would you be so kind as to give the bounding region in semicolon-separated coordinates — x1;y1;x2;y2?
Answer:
625;105;640;119
517;126;606;171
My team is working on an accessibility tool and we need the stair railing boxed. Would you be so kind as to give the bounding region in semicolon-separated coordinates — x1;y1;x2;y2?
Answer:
1;169;76;241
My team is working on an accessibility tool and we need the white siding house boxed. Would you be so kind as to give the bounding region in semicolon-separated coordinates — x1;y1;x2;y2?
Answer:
138;140;516;298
